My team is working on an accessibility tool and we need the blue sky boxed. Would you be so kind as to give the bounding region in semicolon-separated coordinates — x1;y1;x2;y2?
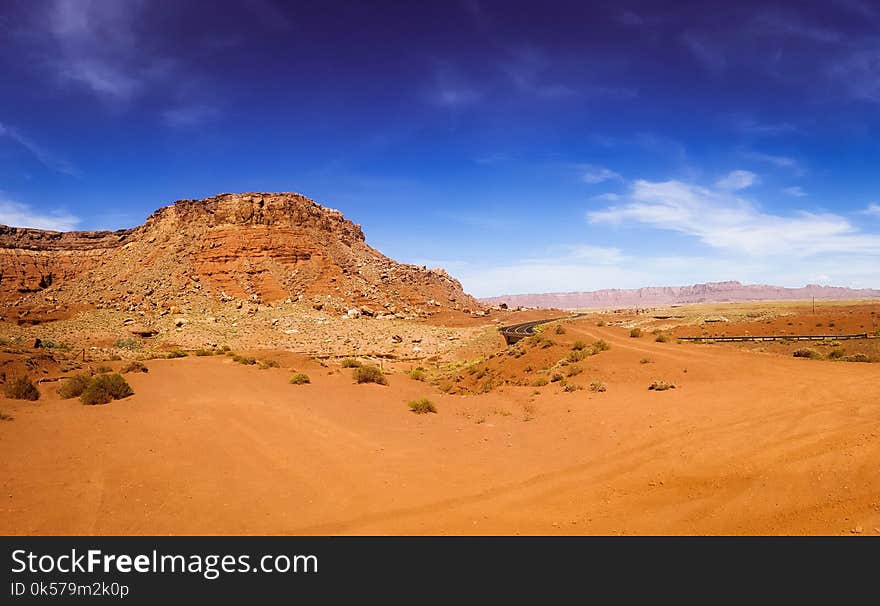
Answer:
2;0;880;297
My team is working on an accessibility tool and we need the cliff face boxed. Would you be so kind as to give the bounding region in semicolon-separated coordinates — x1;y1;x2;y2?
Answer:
481;281;880;309
0;192;481;316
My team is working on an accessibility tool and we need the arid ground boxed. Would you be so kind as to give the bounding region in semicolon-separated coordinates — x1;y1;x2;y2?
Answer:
1;299;878;535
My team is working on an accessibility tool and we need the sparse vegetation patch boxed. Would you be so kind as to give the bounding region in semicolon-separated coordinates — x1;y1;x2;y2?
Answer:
648;380;675;391
408;398;437;414
354;364;388;385
4;377;39;401
290;372;311;384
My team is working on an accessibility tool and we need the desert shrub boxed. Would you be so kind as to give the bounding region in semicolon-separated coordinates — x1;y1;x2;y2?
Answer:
233;355;256;365
655;333;670;343
166;350;188;359
842;353;871;363
289;372;311;384
0;411;12;421
828;348;846;359
629;328;642;338
409;368;427;381
554;324;566;335
354;364;387;385
593;339;610;352
550;372;564;383
220;345;231;352
532;377;549;387
95;365;113;374
195;349;214;356
572;340;587;351
121;361;148;374
596;320;606;326
563;383;583;392
590;380;607;392
408;398;437;414
80;373;133;405
57;373;91;399
648;380;675;391
793;348;822;360
4;377;39;401
640;358;652;364
259;359;280;369
567;349;588;363
340;358;361;368
115;338;140;350
566;365;583;377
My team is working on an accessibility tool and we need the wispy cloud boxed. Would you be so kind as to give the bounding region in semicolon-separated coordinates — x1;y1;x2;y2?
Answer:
864;203;880;216
0;197;79;231
715;169;757;190
742;150;805;175
161;104;221;128
0;122;79;176
581;164;622;185
589;179;880;257
47;0;158;102
426;65;482;108
783;186;807;197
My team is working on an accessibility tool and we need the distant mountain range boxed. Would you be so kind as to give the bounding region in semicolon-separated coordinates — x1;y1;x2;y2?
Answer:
480;281;880;310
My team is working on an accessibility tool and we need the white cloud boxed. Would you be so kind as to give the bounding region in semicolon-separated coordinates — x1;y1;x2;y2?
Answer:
591;193;621;202
0;198;79;231
581;164;622;184
783;186;807;197
864;203;880;216
716;170;757;190
589;179;880;257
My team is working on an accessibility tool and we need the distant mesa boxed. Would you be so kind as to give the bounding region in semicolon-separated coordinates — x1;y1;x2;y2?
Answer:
0;192;481;316
482;281;880;309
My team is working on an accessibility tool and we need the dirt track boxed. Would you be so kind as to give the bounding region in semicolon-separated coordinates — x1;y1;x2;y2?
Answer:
1;319;879;535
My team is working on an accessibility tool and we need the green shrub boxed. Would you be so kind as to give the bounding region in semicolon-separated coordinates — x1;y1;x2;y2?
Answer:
80;373;133;405
567;349;588;363
354;365;387;385
409;368;427;381
593;339;610;352
629;328;642;338
4;377;39;401
340;358;361;368
290;372;311;384
58;373;91;399
121;361;148;374
408;398;437;414
648;380;675;391
589;381;607;392
572;340;587;351
793;348;822;360
115;338;140;350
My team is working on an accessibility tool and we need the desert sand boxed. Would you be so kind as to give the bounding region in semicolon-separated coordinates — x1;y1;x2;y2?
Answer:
2;301;878;536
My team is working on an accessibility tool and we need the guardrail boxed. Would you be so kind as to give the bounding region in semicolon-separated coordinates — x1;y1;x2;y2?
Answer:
679;333;869;342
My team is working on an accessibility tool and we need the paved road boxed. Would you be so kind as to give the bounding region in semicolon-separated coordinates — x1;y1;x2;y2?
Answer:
500;313;587;344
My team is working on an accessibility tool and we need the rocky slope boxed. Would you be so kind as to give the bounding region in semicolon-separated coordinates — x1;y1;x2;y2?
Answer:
482;281;880;309
0;192;481;318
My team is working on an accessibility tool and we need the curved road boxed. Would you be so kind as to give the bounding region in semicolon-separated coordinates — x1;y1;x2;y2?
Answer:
500;313;587;344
